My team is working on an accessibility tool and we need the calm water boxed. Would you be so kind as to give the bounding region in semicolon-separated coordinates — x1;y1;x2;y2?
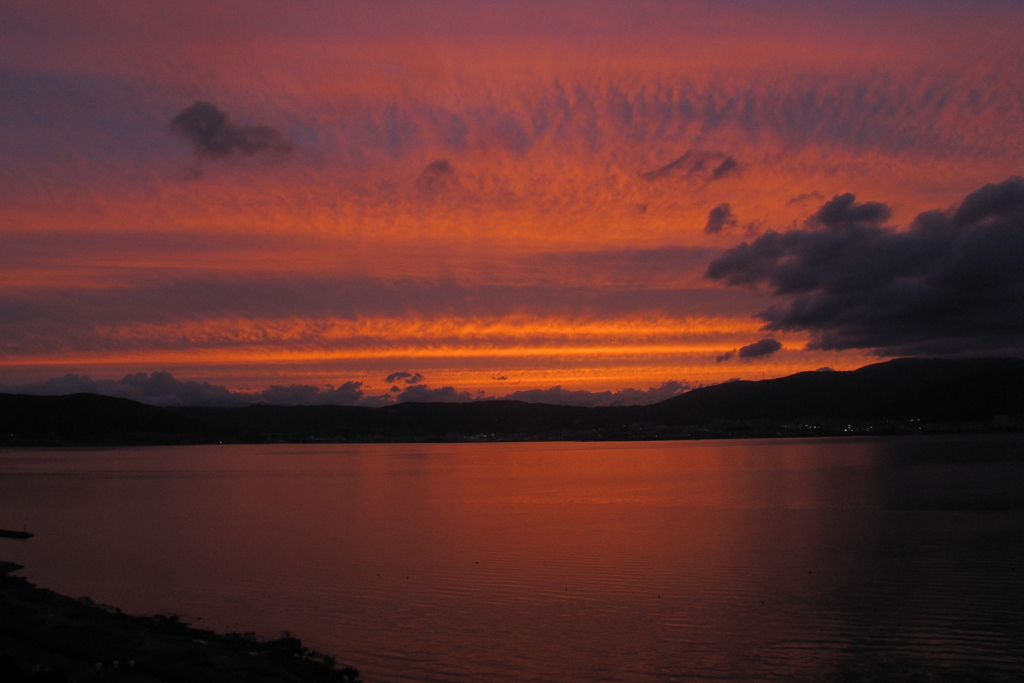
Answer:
1;436;1023;682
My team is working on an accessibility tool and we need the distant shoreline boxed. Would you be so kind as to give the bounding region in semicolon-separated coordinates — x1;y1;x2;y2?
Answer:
1;417;1019;449
2;358;1023;447
0;568;360;682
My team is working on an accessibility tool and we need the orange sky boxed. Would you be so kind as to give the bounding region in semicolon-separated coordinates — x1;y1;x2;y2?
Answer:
2;0;1023;401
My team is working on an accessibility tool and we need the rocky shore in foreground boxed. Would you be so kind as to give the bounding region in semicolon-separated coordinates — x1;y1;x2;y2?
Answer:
0;565;359;683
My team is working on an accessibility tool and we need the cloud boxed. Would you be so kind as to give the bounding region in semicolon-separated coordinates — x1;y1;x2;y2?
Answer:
495;380;690;407
705;177;1024;355
0;374;113;398
704;203;737;234
809;193;891;228
385;371;424;385
710;157;740;180
525;245;720;288
0;371;239;407
0;266;756;359
0;371;376;407
2;372;695;408
169;101;293;159
252;381;366;406
396;384;480;403
417;159;456;194
118;371;241;405
787;192;825;205
737;338;782;358
7;56;1024;199
642;150;741;182
714;339;782;362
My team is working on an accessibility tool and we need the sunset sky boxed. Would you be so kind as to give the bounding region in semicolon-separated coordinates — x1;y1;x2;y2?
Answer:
2;0;1024;405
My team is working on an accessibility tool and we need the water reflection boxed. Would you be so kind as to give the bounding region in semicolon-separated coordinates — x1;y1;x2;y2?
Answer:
1;436;1022;681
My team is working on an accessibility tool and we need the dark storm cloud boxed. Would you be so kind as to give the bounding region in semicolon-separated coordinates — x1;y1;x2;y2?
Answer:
641;150;741;182
705;177;1024;355
716;338;782;362
737;338;782;358
169;101;293;158
704;203;737;234
809;193;891;227
952;177;1024;225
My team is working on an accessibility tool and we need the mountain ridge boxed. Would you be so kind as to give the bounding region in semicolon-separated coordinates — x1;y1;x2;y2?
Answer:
2;358;1022;445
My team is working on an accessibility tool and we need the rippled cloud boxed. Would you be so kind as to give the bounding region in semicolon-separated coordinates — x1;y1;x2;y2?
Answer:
1;0;1021;391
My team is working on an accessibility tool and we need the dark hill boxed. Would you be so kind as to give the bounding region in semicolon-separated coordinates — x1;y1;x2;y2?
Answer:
2;358;1022;446
641;357;1024;424
0;393;212;445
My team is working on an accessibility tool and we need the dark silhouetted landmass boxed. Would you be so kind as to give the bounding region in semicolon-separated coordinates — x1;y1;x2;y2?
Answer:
0;393;215;445
0;567;360;682
644;356;1024;423
2;358;1023;446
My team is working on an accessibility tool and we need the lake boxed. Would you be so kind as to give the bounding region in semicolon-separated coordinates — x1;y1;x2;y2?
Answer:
2;436;1023;682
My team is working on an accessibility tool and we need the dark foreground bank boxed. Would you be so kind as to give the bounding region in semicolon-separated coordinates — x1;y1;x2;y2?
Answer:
0;566;360;683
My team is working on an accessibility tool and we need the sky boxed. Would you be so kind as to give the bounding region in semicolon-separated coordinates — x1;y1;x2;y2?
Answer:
2;0;1024;406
